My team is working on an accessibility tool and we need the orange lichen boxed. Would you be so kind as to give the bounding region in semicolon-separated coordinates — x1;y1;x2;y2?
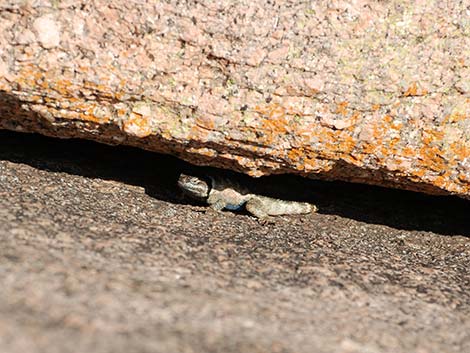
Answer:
383;115;393;124
342;112;361;132
391;120;403;130
122;112;153;138
433;174;450;189
308;107;458;192
361;142;377;154
421;128;444;144
443;112;468;124
383;115;403;131
412;169;426;178
337;132;357;155
335;101;349;115
418;145;447;172
402;147;415;156
403;82;418;96
403;82;428;97
53;79;75;96
458;172;470;183
187;147;217;157
77;112;106;123
287;147;303;163
388;137;400;150
7;63;470;196
254;103;291;139
450;141;470;160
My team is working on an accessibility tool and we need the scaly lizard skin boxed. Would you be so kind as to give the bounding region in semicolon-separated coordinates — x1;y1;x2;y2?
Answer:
178;173;317;220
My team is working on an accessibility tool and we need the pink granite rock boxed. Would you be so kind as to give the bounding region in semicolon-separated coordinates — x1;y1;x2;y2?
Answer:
1;1;470;197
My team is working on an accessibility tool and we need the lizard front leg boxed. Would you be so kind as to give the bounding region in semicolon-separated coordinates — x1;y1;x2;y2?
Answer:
209;198;228;211
207;192;229;212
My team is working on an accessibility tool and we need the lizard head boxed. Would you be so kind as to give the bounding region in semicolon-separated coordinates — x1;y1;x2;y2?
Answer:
178;173;210;200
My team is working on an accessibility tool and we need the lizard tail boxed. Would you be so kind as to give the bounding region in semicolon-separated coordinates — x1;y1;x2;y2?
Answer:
248;196;316;216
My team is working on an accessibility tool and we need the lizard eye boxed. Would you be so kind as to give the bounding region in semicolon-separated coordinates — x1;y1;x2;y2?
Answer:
178;174;210;199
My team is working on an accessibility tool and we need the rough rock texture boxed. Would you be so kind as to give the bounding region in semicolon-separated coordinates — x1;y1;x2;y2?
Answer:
1;131;470;353
1;1;470;197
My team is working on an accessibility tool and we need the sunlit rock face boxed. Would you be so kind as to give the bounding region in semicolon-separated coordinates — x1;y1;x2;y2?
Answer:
1;0;470;197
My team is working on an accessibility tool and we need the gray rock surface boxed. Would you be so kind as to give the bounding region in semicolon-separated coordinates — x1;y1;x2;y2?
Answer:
1;131;469;353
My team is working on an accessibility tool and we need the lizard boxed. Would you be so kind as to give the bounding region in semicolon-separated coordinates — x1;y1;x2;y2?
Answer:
177;172;317;220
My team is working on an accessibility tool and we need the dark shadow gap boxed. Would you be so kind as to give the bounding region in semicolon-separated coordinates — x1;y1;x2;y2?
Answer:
1;129;469;237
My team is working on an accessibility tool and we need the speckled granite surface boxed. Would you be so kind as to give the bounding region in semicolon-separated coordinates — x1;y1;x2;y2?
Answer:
1;1;470;197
